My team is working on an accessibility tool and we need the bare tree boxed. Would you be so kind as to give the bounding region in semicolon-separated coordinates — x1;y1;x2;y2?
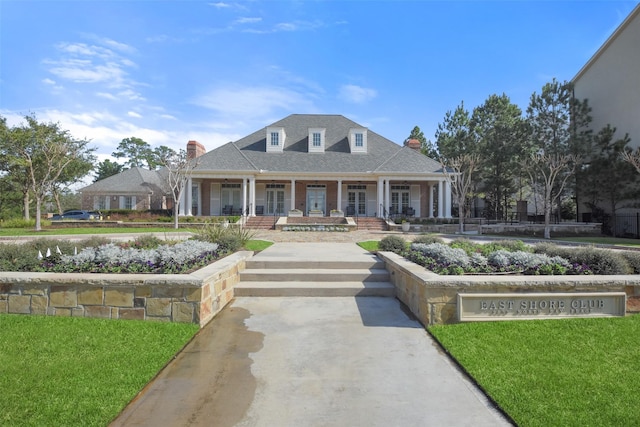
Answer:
162;149;199;229
441;154;481;234
622;148;640;174
525;151;579;239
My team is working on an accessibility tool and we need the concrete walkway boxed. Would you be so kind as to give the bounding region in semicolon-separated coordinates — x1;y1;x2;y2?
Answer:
111;242;513;426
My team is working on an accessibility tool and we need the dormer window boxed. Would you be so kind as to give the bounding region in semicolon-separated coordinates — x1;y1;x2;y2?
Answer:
266;126;285;153
308;127;325;153
349;128;367;153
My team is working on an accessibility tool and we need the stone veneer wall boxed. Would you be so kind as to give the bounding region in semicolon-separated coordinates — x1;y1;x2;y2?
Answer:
378;251;640;326
0;251;253;327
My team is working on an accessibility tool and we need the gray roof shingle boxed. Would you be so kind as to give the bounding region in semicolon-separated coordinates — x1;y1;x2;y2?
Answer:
195;114;442;174
80;167;169;194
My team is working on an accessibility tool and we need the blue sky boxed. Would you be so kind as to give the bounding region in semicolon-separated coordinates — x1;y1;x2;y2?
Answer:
1;0;638;165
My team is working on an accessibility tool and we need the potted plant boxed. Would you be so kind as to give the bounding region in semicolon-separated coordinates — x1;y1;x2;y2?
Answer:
401;220;411;232
288;209;303;217
330;209;344;217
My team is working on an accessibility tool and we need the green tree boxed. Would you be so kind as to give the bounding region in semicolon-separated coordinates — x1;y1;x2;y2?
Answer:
435;101;475;160
582;125;639;235
93;159;125;182
113;137;155;169
526;79;591;239
471;94;530;220
2;114;95;231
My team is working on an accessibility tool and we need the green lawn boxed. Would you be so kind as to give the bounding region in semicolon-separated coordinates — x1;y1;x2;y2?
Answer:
0;226;187;237
357;240;379;251
429;316;640;427
0;315;199;427
244;240;273;251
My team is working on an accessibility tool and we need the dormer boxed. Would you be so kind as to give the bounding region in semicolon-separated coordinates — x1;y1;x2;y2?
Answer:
349;128;368;153
266;126;285;153
308;128;326;153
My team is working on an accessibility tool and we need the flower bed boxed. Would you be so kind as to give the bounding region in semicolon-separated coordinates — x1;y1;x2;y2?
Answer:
39;240;221;274
379;235;640;276
282;225;349;232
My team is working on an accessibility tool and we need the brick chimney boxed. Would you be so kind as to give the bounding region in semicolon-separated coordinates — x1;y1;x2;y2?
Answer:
404;138;421;151
186;140;206;159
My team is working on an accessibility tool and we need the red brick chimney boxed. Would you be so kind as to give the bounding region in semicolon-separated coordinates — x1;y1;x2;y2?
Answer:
187;140;206;159
404;138;421;151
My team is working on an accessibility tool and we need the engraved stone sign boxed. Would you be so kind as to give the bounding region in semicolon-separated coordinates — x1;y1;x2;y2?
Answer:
458;292;626;322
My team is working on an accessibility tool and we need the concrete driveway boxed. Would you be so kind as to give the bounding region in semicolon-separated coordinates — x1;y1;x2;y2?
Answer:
110;295;512;427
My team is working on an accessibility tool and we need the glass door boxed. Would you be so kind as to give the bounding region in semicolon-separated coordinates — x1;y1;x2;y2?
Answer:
266;189;285;215
348;190;366;215
306;185;326;214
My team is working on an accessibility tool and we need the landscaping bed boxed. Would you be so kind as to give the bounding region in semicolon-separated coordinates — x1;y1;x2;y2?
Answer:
378;234;640;275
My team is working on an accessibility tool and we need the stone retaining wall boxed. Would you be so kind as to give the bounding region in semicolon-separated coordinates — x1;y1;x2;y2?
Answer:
0;251;253;327
378;251;640;326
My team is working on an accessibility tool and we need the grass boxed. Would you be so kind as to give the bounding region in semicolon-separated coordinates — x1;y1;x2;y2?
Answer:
429;316;640;427
357;240;379;251
244;239;273;251
0;314;199;427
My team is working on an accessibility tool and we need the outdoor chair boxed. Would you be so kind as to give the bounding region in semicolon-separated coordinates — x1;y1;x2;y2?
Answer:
255;205;264;215
222;205;233;215
346;205;356;216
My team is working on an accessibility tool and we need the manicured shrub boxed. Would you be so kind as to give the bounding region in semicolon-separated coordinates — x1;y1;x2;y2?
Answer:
411;234;445;245
0;218;38;228
535;243;630;275
484;239;530;254
620;251;640;274
378;235;407;254
194;221;255;252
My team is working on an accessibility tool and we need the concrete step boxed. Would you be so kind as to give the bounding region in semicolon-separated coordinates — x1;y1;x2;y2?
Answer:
234;281;396;297
245;260;385;270
239;268;390;283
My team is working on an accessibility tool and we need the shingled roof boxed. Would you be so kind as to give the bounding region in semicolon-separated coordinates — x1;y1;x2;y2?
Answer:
80;167;169;194
195;114;442;174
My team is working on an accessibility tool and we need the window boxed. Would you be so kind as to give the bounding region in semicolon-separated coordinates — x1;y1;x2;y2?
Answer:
266;127;285;152
270;132;279;146
308;128;325;153
355;133;363;147
349;128;367;153
123;196;133;210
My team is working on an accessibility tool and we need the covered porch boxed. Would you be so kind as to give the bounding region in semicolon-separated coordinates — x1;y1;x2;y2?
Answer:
179;174;453;219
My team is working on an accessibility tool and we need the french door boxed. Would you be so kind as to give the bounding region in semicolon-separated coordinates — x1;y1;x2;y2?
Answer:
306;185;326;214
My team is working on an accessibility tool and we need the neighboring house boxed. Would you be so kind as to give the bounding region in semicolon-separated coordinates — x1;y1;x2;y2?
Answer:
80;166;170;211
572;4;640;151
180;114;452;218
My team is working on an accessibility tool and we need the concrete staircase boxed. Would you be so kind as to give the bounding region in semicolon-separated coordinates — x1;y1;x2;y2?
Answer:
235;255;395;297
354;217;388;231
245;216;278;230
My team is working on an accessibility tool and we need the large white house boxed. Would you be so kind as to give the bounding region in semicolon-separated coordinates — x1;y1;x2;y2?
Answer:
180;114;451;219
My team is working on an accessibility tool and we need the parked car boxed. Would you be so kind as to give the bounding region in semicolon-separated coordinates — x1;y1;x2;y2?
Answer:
51;210;102;220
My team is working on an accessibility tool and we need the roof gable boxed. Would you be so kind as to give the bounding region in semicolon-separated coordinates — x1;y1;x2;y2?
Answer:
195;114;442;174
80;167;168;194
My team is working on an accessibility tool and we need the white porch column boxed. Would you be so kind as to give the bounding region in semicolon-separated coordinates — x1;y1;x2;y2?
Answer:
186;177;193;216
242;178;248;217
444;180;452;218
377;177;384;217
290;179;296;212
437;180;444;218
337;179;342;211
428;183;434;218
249;177;256;216
385;179;390;217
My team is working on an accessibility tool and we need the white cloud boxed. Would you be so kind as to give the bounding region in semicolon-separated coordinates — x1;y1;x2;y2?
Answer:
339;84;377;104
127;111;142;118
160;114;177;120
209;2;231;8
96;92;118;101
42;78;56;85
235;17;262;24
191;85;315;118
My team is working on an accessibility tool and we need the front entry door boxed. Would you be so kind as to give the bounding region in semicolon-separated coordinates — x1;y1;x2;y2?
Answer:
306;185;326;214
